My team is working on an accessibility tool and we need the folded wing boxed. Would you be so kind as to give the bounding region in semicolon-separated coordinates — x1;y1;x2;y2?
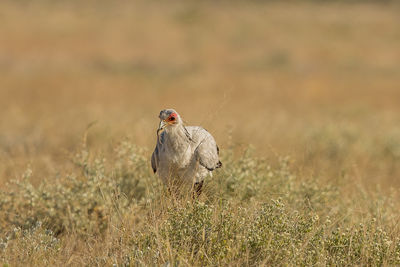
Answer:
189;127;222;171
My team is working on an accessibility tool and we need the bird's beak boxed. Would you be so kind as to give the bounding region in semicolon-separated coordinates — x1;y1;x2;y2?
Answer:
157;120;167;135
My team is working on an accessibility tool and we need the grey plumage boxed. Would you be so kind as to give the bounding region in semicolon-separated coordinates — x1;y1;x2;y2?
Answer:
151;109;221;189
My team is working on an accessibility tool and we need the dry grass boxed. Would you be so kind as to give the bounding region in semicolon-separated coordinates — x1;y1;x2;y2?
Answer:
0;0;400;265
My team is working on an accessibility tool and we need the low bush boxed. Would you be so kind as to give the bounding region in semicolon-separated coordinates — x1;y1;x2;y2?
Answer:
0;140;399;265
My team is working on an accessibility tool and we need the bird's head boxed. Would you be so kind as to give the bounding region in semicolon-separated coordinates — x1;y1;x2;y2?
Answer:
157;109;182;134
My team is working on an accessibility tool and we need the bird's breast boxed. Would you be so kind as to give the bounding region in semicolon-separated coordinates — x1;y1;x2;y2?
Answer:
160;141;193;167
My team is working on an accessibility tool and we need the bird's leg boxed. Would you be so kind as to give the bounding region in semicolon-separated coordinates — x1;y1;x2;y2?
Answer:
192;180;204;199
166;179;179;199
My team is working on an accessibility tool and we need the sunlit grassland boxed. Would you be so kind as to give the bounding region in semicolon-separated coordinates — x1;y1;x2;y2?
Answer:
0;0;400;265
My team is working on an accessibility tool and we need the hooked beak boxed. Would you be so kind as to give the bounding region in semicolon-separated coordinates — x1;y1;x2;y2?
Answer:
157;120;167;135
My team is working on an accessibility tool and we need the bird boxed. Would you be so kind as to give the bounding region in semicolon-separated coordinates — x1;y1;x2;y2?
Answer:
151;109;222;196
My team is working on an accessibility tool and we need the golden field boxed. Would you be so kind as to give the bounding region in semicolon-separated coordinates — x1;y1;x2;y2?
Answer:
0;0;400;265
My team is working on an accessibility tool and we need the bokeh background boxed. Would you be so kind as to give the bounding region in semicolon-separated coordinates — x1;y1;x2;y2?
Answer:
1;0;400;189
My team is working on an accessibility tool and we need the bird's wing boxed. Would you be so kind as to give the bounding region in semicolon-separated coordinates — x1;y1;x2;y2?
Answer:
151;131;164;174
151;146;158;173
188;126;222;171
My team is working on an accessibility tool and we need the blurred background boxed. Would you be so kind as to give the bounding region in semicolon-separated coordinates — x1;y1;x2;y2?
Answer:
0;0;399;189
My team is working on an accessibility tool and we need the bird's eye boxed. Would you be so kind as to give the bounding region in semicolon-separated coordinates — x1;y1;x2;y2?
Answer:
170;117;175;121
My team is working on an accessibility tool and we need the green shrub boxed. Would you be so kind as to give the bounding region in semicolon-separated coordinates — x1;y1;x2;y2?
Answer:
1;140;399;265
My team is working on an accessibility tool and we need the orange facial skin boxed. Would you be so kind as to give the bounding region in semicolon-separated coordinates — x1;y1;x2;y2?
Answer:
166;113;178;125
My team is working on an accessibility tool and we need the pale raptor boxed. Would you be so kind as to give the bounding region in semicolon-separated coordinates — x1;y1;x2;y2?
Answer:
151;109;222;196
